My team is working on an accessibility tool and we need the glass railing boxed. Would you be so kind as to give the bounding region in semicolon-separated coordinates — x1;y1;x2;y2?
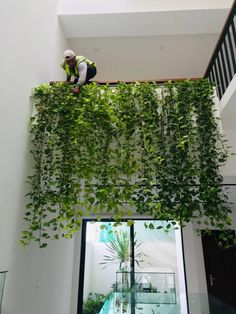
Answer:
115;271;176;305
204;2;236;99
0;271;7;314
99;271;180;314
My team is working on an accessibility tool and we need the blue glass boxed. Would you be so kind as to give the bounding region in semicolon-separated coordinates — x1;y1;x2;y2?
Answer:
99;222;115;243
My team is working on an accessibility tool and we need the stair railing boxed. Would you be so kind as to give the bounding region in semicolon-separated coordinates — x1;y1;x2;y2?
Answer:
204;1;236;99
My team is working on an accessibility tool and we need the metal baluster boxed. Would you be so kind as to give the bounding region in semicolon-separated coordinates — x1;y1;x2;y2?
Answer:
224;34;234;81
228;25;236;75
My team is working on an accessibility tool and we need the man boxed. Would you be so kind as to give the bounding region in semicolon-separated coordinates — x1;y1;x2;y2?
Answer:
61;50;97;93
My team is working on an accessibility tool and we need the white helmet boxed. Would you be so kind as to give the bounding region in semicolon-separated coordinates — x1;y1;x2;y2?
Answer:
64;49;75;59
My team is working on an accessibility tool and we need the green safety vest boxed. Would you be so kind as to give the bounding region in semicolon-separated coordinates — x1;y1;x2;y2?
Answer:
61;55;96;77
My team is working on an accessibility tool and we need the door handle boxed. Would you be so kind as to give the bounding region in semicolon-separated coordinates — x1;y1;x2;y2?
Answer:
210;274;216;286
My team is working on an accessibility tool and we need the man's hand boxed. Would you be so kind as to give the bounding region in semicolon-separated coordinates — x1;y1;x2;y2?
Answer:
49;81;57;85
72;87;80;94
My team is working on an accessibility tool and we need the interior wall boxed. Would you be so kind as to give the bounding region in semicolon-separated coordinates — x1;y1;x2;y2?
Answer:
220;75;236;131
220;74;236;177
0;1;75;314
182;224;210;314
220;130;236;177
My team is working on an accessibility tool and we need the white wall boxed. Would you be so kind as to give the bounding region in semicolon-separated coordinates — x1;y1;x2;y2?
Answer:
0;1;76;314
220;74;236;130
220;75;236;176
182;225;210;314
220;130;236;176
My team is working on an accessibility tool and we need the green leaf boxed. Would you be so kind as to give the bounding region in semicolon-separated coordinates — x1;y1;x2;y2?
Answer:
21;80;231;248
40;243;47;248
127;220;134;227
149;223;155;229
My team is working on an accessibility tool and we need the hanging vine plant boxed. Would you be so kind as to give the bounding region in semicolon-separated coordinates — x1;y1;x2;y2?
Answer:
20;80;234;247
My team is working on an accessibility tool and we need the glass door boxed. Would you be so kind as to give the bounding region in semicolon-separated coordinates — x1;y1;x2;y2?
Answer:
78;220;188;314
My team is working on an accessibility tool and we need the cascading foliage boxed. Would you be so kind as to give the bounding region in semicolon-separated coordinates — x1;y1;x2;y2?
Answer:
20;80;233;247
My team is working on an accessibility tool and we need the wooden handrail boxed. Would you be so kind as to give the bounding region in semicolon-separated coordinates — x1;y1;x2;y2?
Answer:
95;77;202;85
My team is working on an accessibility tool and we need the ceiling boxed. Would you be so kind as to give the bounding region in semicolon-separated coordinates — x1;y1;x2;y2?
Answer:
58;9;230;38
58;4;233;81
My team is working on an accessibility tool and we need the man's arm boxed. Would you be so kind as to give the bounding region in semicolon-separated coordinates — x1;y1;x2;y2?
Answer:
77;61;87;86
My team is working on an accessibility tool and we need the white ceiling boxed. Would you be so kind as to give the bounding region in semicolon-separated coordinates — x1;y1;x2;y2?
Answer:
58;0;233;15
59;9;230;38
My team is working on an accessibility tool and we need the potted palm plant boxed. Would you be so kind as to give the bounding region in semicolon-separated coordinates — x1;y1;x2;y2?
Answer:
100;229;149;298
100;230;147;271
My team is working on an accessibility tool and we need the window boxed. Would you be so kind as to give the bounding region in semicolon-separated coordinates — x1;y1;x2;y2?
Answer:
78;220;188;314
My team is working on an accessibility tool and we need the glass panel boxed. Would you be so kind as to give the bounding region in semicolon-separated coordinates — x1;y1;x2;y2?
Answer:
0;272;7;314
81;221;188;314
82;222;131;314
133;221;187;314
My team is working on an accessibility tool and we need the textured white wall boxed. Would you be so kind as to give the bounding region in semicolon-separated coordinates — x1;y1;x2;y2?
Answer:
0;1;75;314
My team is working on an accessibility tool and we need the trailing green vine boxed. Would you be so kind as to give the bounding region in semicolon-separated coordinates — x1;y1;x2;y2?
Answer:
20;80;234;247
